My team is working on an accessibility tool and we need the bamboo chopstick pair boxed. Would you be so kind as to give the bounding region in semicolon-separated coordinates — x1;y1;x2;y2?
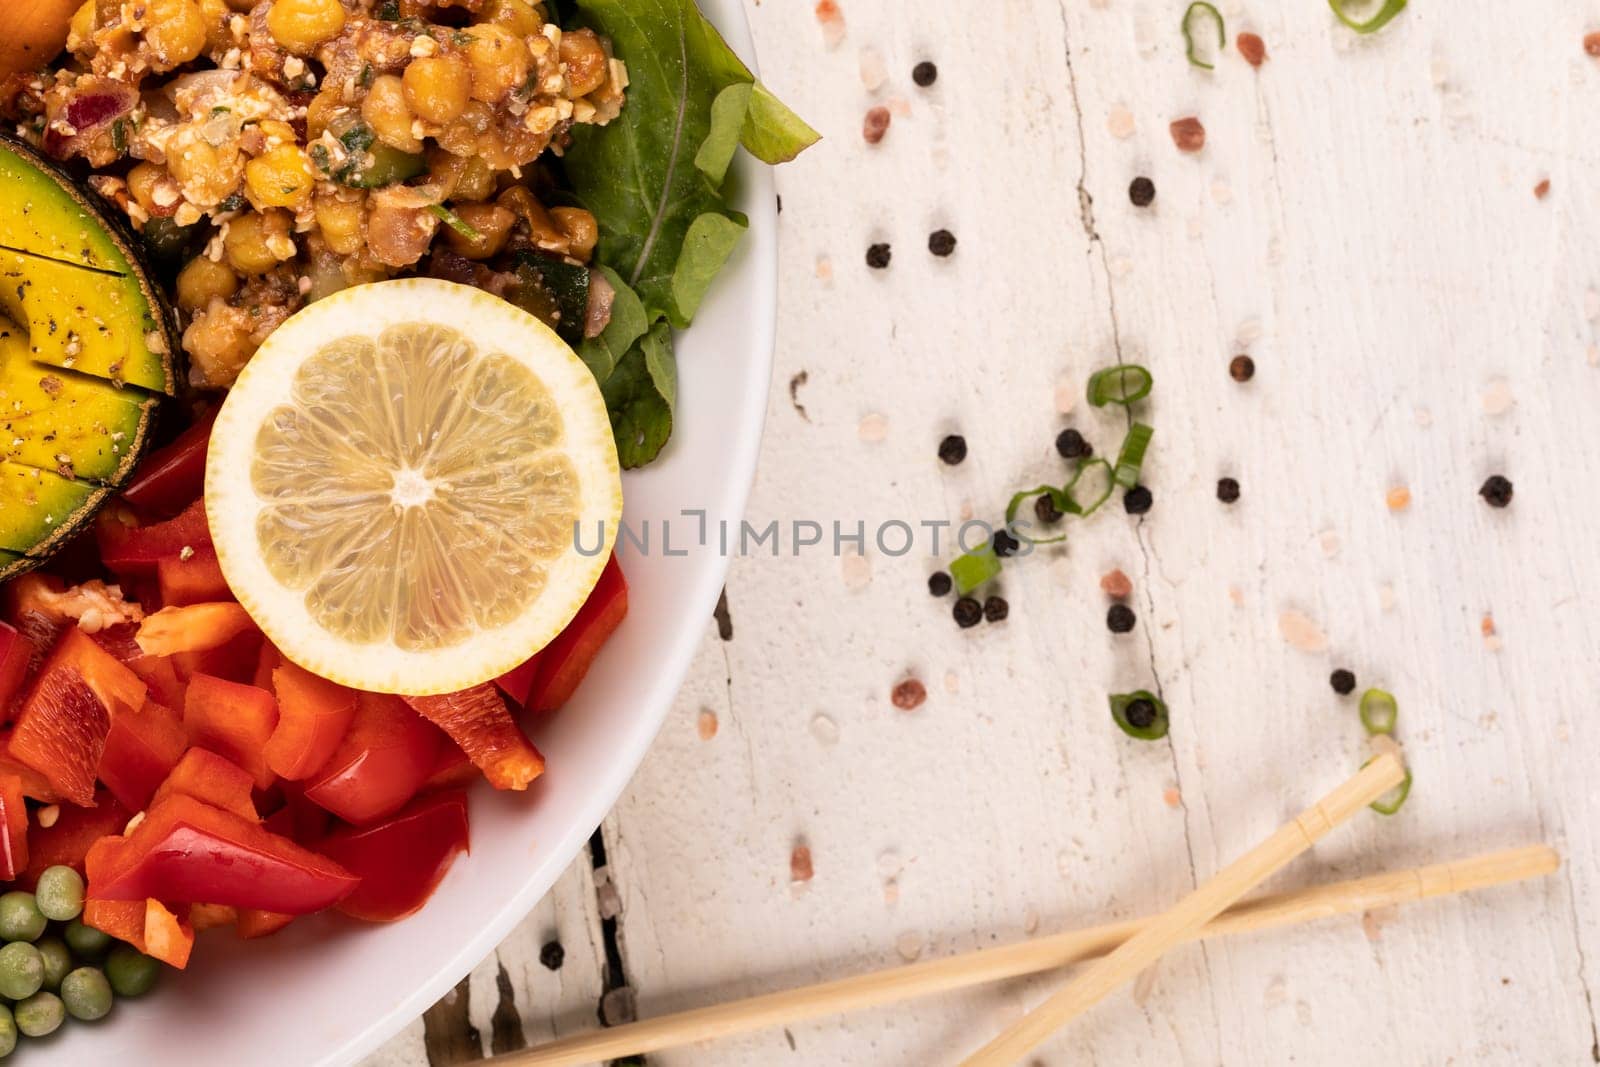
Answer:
491;753;1558;1066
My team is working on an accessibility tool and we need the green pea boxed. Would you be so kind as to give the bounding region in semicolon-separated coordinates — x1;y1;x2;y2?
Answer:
0;893;45;943
13;991;63;1038
0;1003;15;1058
63;919;112;960
105;944;159;998
0;943;42;1001
34;936;71;992
61;966;113;1022
33;866;85;922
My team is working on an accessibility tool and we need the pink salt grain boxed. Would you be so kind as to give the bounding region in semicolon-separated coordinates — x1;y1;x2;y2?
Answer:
1278;609;1329;652
1099;569;1133;599
891;678;927;711
790;844;814;883
863;106;891;144
1170;116;1206;153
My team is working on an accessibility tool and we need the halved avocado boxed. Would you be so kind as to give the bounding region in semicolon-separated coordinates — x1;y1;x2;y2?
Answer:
0;134;177;582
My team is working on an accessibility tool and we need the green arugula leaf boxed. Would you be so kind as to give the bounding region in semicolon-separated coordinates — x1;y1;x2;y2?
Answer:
577;266;648;382
695;83;754;186
602;321;677;468
671;212;747;325
741;84;819;165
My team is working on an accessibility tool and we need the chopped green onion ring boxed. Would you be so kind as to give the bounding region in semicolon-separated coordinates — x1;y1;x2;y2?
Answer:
1328;0;1407;34
1063;458;1114;517
428;203;482;241
1359;688;1398;735
1368;765;1413;815
1110;690;1170;741
1006;485;1069;526
1113;422;1154;489
1182;2;1225;69
950;545;1003;595
1086;365;1154;408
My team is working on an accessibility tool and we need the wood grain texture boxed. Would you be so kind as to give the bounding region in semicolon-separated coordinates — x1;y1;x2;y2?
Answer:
369;1;1600;1064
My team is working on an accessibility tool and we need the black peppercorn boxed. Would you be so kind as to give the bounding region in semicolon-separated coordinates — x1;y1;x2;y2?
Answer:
1128;176;1156;207
1054;428;1092;460
927;571;952;597
953;596;982;628
992;529;1020;558
1107;604;1136;633
983;595;1009;623
1330;669;1356;696
937;434;967;465
1229;355;1255;382
1479;475;1513;508
928;229;957;256
1034;493;1063;525
540;941;565;970
1124;698;1157;730
1216;477;1240;504
1123;485;1153;515
912;61;938;87
866;243;892;269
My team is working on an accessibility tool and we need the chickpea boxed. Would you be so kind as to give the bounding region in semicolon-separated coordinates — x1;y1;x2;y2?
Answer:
550;207;598;261
197;0;233;53
464;25;531;104
67;1;97;55
265;0;346;55
362;74;423;152
175;257;239;312
443;204;516;260
435;101;493;158
403;55;472;125
498;185;568;253
313;194;366;257
305;91;344;141
224;211;294;275
482;0;542;36
451;156;497;202
144;0;208;71
558;28;608;98
244;144;315;210
126;163;176;218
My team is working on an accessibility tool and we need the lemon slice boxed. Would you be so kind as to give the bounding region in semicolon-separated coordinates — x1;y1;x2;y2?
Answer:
205;279;622;695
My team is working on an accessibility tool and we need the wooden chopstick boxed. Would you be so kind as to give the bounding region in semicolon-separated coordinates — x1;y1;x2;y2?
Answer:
493;825;1553;1062
956;753;1407;1065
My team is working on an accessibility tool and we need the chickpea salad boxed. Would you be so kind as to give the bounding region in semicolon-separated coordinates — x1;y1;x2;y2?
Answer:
2;0;817;466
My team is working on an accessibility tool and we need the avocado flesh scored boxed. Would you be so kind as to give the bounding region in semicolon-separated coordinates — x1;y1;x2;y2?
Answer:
0;143;136;273
0;460;108;555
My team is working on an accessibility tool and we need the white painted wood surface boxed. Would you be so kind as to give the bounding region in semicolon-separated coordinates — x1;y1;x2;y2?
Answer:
369;1;1600;1063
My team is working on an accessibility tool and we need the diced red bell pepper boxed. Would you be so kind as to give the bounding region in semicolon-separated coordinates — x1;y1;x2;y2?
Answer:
22;790;128;886
235;908;293;940
143;899;195;968
0;734;58;802
87;794;358;914
528;554;628;713
10;667;111;806
127;655;185;711
318;791;469;922
420;743;478;793
40;627;146;718
120;412;215;519
405;685;543;791
171;627;262;686
252;642;282;691
187;902;238;931
303;693;440;825
86;623;142;663
157;549;232;607
96;499;213;575
262;785;331;846
493;653;542;709
98;699;187;811
82;896;145;952
0;622;31;717
136;603;257;658
151;748;258;821
0;775;28;880
266;662;357;781
183;674;279;790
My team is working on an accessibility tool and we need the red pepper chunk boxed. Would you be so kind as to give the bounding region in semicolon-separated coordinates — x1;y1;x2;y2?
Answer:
156;549;232;606
98;699;187;811
183;674;279;790
22;790;128;887
0;775;28;880
10;667;110;806
137;603;257;658
96;499;212;575
41;627;146;719
528;554;628;713
119;412;215;518
405;685;544;791
303;693;440;825
88;794;358;914
0;622;31;716
318;791;469;922
150;748;257;821
493;652;541;708
266;661;357;781
235;908;293;940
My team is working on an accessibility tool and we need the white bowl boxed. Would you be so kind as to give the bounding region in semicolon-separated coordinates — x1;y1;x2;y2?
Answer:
60;2;774;1061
